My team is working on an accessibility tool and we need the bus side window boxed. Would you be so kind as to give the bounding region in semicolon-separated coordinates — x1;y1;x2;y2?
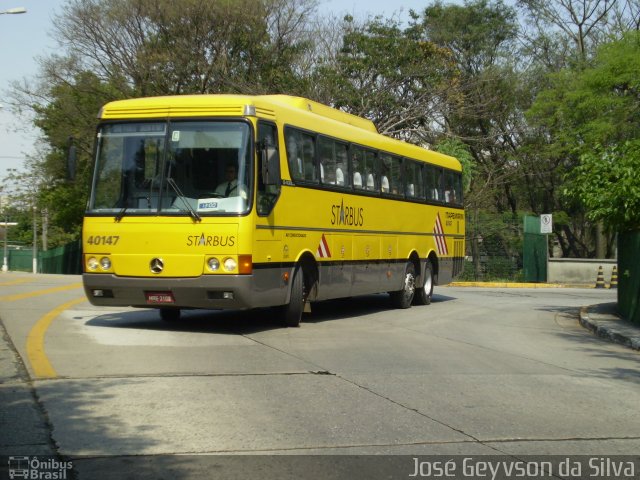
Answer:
389;155;402;195
444;170;463;204
425;165;443;202
405;159;424;199
319;136;335;185
364;150;377;192
335;142;347;187
302;135;317;183
257;122;281;216
455;172;463;204
351;146;364;190
380;153;401;195
285;128;304;182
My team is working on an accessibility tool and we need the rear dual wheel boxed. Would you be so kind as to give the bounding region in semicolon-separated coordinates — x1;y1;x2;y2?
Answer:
390;262;416;309
413;259;434;306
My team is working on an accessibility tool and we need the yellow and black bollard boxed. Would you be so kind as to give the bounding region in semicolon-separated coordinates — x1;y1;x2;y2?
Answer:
595;265;606;289
609;265;618;289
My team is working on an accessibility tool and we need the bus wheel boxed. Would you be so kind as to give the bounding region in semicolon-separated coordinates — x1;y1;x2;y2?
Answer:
282;266;304;327
413;259;434;306
390;262;416;309
160;308;181;322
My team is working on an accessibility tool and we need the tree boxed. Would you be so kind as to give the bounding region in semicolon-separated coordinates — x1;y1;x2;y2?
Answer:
51;0;316;96
5;0;319;246
561;32;640;232
314;14;457;141
420;0;526;214
571;141;640;231
517;0;617;62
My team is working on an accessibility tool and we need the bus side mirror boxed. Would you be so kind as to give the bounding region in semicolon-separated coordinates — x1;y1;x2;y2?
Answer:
261;143;280;186
67;137;77;181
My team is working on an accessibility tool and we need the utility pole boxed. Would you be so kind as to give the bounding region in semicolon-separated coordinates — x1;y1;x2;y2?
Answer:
42;208;48;251
32;205;37;273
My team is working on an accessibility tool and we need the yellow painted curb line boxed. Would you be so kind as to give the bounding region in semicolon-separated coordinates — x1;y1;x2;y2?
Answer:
26;296;87;379
448;282;566;288
0;282;83;302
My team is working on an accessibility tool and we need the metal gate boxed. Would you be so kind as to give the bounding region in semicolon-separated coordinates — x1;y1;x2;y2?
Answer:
523;215;547;283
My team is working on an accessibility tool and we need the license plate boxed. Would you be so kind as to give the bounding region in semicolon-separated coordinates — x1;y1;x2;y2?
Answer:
145;291;175;304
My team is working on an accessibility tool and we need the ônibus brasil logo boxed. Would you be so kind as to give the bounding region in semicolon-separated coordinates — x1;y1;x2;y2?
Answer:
8;456;73;479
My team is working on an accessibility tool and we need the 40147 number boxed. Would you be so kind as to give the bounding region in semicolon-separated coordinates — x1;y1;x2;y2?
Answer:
86;235;120;246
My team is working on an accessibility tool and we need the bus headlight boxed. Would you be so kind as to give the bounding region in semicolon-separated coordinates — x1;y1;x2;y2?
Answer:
223;257;237;272
87;257;99;271
207;257;220;272
100;257;111;270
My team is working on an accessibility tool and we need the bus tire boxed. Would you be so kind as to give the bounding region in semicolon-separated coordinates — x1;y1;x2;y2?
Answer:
282;266;304;327
413;259;434;305
390;262;416;309
160;307;181;322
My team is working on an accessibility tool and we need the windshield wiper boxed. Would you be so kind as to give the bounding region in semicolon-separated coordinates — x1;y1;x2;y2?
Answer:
166;177;201;222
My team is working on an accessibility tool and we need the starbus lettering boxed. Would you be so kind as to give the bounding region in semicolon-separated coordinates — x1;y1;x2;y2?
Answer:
187;234;236;247
331;199;364;227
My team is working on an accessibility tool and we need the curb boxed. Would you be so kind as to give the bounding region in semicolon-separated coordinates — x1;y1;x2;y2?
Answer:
579;305;640;351
448;282;587;288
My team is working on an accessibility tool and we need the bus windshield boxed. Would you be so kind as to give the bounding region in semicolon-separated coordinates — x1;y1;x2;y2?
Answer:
89;121;252;216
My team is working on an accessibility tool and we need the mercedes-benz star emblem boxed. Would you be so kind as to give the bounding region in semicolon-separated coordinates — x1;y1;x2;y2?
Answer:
150;258;164;274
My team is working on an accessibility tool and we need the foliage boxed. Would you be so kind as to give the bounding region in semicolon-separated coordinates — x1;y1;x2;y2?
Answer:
569;141;640;231
314;14;458;140
420;0;527;214
52;0;316;96
517;0;618;62
434;138;475;193
4;0;640;262
530;31;640;234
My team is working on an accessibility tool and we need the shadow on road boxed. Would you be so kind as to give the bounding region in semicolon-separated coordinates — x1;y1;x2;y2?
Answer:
83;292;458;335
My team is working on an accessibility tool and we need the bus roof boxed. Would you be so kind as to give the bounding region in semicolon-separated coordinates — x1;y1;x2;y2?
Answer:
99;94;461;171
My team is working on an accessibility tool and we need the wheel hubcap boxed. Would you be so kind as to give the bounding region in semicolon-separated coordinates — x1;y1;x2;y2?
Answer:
405;273;416;300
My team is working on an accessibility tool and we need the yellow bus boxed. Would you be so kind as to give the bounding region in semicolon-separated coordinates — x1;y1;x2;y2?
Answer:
82;94;465;326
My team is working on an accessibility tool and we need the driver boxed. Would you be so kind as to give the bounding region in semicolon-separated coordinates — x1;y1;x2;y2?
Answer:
214;164;247;199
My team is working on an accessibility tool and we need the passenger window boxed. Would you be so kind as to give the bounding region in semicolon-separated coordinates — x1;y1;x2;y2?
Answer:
302;135;317;183
405;160;424;199
335;142;348;187
380;153;402;196
318;137;334;185
364;150;377;192
425;166;443;202
285;129;304;182
444;170;462;204
351;147;364;190
285;128;317;184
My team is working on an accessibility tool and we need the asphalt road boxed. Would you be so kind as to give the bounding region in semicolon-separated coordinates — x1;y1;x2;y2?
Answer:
1;273;638;479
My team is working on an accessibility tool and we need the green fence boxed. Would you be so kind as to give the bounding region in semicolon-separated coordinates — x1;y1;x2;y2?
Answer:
7;240;82;274
618;230;640;324
462;212;523;282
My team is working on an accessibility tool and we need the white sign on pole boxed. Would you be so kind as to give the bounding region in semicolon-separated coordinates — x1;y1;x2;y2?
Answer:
540;214;553;234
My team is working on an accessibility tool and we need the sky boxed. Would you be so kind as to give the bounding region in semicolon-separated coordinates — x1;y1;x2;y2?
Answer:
0;0;432;180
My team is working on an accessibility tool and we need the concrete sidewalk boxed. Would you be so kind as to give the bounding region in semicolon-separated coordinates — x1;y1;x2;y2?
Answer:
579;302;640;351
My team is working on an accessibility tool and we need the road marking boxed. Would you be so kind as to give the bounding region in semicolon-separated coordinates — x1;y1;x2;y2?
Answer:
26;296;87;378
0;282;83;302
0;278;32;287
